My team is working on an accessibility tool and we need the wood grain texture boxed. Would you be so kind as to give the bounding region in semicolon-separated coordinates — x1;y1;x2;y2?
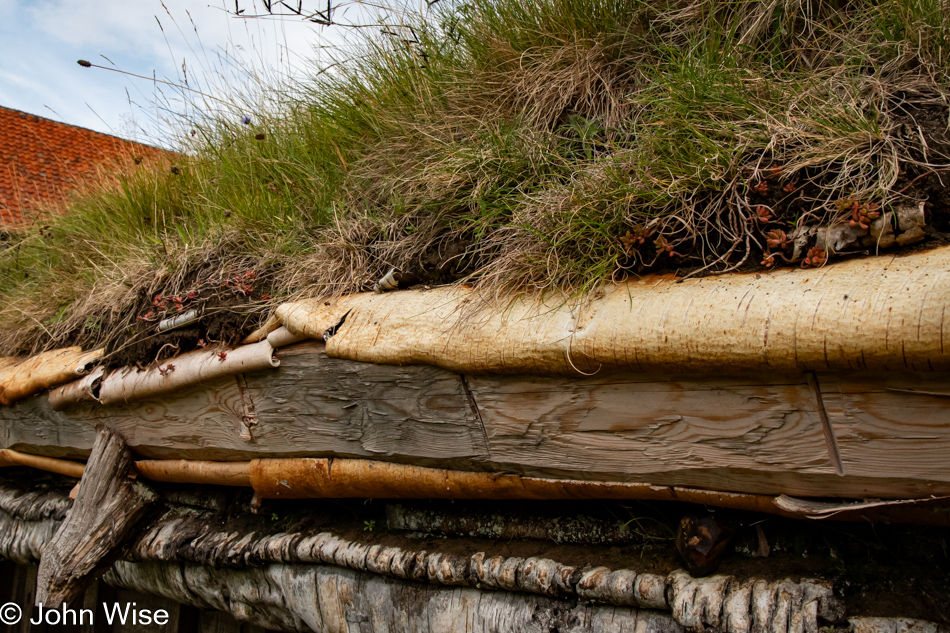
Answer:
468;373;839;491
36;427;157;608
817;372;950;487
245;342;487;463
0;343;485;465
2;345;950;498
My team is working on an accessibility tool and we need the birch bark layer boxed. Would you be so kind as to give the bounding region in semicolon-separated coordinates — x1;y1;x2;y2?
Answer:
278;247;950;374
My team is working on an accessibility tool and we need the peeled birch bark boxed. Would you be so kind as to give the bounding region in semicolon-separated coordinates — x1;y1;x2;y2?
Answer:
266;326;306;348
246;457;787;515
105;561;687;633
133;459;251;487
242;313;282;344
0;347;102;406
2;479;941;633
0;449;85;478
0;481;69;564
47;366;104;410
667;570;844;633
0;510;63;563
97;340;279;405
278;247;950;375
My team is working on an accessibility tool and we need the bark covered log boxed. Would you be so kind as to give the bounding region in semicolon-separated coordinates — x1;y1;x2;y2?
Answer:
0;449;85;478
105;560;687;633
277;247;950;375
35;426;157;607
97;340;279;406
0;347;101;406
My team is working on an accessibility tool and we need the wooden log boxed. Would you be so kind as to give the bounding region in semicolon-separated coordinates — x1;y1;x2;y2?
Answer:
0;347;102;406
0;449;85;478
104;561;688;633
35;426;157;608
133;460;250;487
277;247;950;375
3;344;950;499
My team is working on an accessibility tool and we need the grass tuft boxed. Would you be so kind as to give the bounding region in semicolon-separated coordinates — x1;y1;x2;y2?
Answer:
2;0;949;358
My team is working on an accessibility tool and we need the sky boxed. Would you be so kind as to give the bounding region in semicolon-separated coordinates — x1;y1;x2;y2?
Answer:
0;0;385;148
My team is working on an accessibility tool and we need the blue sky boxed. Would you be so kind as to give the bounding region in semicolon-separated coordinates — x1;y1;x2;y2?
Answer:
0;0;347;147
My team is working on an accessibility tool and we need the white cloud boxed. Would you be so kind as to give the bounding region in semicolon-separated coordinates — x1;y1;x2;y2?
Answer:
0;0;357;144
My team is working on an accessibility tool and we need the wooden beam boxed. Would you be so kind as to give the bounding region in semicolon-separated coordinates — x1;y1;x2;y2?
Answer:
818;372;950;487
35;426;157;608
2;343;950;499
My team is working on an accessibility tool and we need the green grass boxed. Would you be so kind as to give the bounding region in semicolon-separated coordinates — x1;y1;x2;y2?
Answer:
1;0;949;357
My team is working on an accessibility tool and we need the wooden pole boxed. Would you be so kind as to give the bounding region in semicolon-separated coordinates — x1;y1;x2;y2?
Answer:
0;449;85;478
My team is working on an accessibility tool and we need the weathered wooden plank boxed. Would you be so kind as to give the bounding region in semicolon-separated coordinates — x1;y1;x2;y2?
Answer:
467;373;839;491
36;427;157;608
818;372;950;487
468;372;950;497
2;344;950;498
245;342;487;462
0;343;486;464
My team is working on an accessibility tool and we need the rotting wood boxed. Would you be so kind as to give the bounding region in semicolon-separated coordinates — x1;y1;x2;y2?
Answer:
385;502;653;544
35;426;157;608
277;246;950;375
3;344;950;498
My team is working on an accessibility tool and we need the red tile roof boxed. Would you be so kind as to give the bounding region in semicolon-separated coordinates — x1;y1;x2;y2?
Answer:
0;105;170;226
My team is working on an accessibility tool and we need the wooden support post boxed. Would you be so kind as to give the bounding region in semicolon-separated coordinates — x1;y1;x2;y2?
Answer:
35;426;157;608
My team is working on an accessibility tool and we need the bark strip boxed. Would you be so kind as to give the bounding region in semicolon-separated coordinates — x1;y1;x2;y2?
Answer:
97;340;279;406
0;347;102;406
0;449;85;478
277;247;950;375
